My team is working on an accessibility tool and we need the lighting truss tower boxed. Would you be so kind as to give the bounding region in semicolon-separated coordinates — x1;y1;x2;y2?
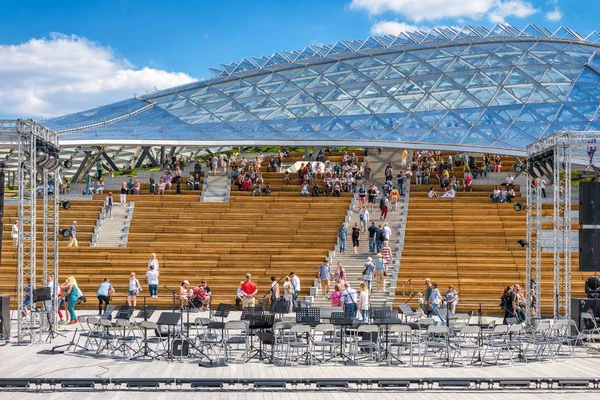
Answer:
553;135;571;320
0;119;60;344
526;131;600;321
42;167;60;326
525;170;542;320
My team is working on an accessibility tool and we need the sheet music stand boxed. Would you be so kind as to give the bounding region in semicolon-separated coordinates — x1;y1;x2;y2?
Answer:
296;307;320;327
271;299;291;318
102;305;116;320
156;312;182;362
329;312;355;363
241;307;264;321
212;304;232;322
246;314;275;362
137;306;157;320
33;287;52;303
372;310;400;363
115;306;134;321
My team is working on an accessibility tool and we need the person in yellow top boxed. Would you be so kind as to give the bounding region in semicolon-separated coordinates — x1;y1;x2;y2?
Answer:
389;187;400;211
401;149;408;166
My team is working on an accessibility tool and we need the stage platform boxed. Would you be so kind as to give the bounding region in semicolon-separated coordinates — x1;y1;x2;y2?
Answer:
1;309;599;398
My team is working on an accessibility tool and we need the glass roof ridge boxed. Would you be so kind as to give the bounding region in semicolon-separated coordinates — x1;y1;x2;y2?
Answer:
211;25;593;77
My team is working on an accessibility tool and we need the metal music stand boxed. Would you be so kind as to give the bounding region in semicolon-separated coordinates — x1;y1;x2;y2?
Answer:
136;306;157;321
246;314;275;362
115;306;135;321
102;305;116;320
131;303;159;361
33;287;52;303
296;307;320;327
156;312;182;362
241;307;264;321
212;304;232;322
372;310;400;363
329;312;355;363
272;299;291;318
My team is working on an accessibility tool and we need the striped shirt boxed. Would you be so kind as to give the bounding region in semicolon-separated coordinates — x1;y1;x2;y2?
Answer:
380;246;392;263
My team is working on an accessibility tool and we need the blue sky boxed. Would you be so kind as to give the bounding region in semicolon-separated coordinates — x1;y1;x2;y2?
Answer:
0;0;598;118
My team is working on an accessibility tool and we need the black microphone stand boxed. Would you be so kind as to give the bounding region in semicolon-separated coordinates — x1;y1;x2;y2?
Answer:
164;285;178;312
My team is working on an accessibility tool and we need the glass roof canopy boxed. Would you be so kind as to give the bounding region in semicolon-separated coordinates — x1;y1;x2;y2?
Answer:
45;24;600;155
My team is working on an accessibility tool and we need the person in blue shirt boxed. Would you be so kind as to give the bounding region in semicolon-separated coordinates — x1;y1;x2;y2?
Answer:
68;221;78;247
96;278;115;315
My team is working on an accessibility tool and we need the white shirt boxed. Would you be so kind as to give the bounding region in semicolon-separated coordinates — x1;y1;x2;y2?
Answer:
129;278;140;291
341;288;358;304
442;189;456;198
383;225;391;239
291;275;301;292
148;258;159;271
11;224;18;238
146;270;159;285
540;179;546;189
360;291;369;310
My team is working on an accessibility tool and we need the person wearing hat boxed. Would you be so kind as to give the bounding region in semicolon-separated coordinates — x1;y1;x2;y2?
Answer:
374;253;387;291
179;280;190;309
241;274;258;308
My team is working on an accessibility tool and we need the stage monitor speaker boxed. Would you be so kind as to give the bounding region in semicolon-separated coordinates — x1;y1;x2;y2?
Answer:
580;181;600;225
0;295;10;339
571;297;600;333
580;229;600;271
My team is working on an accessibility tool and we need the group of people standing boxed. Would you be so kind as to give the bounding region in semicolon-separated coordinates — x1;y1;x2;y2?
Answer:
418;278;460;326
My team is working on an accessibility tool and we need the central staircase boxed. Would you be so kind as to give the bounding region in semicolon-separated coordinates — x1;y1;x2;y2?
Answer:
309;149;408;307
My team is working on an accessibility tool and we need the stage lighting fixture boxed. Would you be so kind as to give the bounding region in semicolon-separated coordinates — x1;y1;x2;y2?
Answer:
585;276;600;298
36;148;49;167
44;153;60;170
62;201;71;210
63;160;73;169
527;162;543;179
60;229;71;238
514;203;525;212
514;163;526;175
517;239;528;248
539;157;554;176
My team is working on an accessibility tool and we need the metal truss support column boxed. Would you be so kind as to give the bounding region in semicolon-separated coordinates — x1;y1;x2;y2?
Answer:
525;170;542;321
17;133;36;343
134;146;159;168
100;151;120;172
553;138;572;320
42;168;59;331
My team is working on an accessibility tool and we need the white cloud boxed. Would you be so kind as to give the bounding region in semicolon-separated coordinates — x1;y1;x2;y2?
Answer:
370;21;424;36
0;33;196;118
545;0;562;22
350;0;538;23
488;0;538;23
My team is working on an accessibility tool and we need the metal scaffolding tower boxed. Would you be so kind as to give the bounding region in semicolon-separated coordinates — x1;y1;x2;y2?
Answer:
0;119;60;343
526;131;600;320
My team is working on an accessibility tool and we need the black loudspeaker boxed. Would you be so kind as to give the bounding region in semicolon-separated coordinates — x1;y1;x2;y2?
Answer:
0;295;10;339
571;297;600;333
580;229;600;271
580;181;600;225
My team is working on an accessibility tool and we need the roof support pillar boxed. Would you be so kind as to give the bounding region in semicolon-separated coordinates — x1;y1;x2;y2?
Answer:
100;151;120;172
134;146;159;169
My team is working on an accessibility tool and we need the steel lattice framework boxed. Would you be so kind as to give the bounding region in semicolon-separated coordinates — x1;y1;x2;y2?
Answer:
0;120;60;343
526;130;600;320
38;25;600;155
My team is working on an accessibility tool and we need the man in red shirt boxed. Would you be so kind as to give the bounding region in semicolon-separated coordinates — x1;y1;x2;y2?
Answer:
241;273;258;308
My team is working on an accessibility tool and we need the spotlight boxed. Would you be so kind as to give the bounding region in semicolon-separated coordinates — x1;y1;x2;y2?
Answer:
514;163;526;175
585;276;600;298
527;162;543;179
514;202;525;212
517;239;528;248
539;157;554;176
36;147;49;167
44;154;60;170
60;228;71;238
63;160;73;169
62;201;71;210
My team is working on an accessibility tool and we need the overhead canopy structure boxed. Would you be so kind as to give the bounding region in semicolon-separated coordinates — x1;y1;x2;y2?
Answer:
35;24;600;157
